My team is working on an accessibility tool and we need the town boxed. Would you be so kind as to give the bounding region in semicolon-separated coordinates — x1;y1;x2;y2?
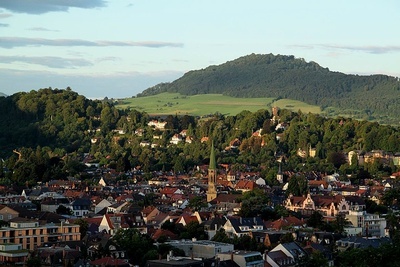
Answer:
0;90;400;267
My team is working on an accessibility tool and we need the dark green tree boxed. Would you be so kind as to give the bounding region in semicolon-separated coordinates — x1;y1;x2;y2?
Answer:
112;228;155;265
188;196;207;211
286;174;308;196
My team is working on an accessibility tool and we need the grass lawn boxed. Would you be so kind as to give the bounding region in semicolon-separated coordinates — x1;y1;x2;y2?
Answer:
116;93;321;116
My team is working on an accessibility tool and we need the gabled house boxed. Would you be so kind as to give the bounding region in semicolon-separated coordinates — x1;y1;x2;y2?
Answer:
185;136;194;144
70;198;91;217
223;216;265;237
98;214;134;235
151;228;178;241
234;180;257;192
229;138;241;149
160;187;183;198
170;134;183;145
147;120;167;130
201;137;209;143
95;199;113;214
142;206;159;224
265;216;304;231
107;202;130;214
147;212;170;229
267;242;307;267
176;214;199;226
0;205;19;221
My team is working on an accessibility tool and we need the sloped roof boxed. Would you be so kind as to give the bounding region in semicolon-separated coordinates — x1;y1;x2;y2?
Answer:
265;216;304;230
210;194;240;204
104;214;134;230
313;195;343;207
227;216;265;233
151;229;178;241
178;214;199;225
235;180;257;190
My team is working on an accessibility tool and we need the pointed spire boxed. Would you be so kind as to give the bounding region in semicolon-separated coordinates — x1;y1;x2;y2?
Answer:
209;141;216;170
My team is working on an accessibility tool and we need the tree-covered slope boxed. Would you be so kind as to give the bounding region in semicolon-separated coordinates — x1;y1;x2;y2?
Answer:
0;88;121;156
139;53;400;123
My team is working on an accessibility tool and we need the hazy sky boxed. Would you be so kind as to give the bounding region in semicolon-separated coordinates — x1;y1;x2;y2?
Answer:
0;0;399;99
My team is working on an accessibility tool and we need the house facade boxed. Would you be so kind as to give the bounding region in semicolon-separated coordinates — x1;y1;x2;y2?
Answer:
284;193;364;217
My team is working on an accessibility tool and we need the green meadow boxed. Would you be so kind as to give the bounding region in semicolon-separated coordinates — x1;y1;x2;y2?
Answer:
116;93;321;116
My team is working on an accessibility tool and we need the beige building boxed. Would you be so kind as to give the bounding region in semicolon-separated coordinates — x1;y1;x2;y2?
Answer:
0;205;19;221
284;193;365;217
346;210;387;237
0;220;80;250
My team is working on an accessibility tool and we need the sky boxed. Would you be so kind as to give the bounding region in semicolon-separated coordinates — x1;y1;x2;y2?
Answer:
0;0;399;99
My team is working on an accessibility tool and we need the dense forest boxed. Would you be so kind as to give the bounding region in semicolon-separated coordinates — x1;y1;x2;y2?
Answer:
138;53;400;124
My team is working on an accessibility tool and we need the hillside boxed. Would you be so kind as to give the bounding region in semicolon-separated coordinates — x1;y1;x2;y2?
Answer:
0;88;121;157
139;53;400;124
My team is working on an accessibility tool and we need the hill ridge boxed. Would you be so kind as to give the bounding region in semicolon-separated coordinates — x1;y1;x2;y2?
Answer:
138;53;400;123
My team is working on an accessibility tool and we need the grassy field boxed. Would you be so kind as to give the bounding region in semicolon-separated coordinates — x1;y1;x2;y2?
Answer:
116;93;321;116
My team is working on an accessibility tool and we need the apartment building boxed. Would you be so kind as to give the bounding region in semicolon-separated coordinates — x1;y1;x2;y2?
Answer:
0;220;80;250
346;210;387;237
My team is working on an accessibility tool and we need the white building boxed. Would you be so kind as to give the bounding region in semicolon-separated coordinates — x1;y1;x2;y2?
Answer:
218;251;264;267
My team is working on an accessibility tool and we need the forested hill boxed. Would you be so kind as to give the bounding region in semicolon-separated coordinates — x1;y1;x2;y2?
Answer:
138;53;400;123
0;88;121;157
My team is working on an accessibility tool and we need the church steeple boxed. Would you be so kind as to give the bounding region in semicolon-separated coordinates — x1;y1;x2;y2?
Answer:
209;141;216;170
207;141;218;202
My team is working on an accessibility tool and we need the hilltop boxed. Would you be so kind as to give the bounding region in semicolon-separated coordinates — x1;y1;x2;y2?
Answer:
138;53;400;124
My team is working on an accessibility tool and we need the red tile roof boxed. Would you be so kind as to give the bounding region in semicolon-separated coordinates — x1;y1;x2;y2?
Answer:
265;216;304;230
151;229;178;241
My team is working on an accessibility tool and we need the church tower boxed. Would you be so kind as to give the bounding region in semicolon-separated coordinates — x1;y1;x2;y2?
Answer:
207;142;218;202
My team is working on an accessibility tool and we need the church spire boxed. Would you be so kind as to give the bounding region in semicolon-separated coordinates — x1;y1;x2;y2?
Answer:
207;141;217;202
209;141;216;170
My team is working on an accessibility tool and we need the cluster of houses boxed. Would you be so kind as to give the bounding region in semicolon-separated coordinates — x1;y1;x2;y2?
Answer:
0;144;397;267
1;109;400;266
